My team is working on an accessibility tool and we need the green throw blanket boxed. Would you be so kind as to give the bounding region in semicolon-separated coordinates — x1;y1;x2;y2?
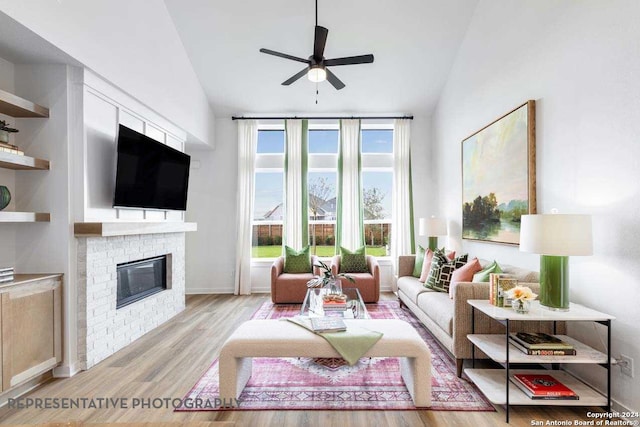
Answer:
285;317;383;366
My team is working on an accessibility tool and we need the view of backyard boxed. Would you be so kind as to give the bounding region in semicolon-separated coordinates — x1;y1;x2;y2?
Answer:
252;245;388;258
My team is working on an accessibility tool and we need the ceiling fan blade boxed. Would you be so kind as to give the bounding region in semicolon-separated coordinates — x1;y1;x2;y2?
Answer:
281;67;309;86
260;48;310;64
325;68;345;90
324;54;374;66
313;26;329;59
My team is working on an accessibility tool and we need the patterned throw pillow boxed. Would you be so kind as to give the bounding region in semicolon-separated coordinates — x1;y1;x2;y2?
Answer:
412;245;426;278
340;246;368;273
283;246;311;274
425;250;468;293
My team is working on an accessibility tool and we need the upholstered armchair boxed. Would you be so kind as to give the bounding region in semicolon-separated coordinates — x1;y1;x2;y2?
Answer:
270;255;319;303
330;255;380;303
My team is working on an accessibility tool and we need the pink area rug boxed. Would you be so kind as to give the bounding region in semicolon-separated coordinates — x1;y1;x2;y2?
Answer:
176;300;494;411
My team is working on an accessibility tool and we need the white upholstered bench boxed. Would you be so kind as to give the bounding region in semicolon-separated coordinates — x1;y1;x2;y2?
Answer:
219;318;432;407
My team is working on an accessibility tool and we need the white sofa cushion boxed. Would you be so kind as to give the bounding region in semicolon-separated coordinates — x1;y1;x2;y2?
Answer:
397;276;431;304
417;291;453;336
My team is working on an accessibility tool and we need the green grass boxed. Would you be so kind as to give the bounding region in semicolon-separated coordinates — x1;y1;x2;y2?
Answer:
252;245;387;258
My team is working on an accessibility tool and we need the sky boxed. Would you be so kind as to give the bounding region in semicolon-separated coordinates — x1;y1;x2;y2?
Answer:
254;129;393;219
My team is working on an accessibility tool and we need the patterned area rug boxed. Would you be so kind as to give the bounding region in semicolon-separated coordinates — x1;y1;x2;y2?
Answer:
176;300;494;411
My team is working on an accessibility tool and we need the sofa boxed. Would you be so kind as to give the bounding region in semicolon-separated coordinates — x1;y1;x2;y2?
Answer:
396;255;564;377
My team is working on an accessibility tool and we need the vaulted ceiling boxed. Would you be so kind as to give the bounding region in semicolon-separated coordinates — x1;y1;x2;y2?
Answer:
164;0;478;117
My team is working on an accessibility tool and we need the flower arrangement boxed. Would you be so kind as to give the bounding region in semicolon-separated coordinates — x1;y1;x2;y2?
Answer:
505;286;537;302
505;286;537;314
306;259;355;289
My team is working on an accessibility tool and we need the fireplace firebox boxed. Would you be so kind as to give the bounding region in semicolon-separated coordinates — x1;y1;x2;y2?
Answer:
116;255;167;309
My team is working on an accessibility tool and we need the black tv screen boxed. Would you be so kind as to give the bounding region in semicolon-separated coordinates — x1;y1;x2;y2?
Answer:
113;124;190;211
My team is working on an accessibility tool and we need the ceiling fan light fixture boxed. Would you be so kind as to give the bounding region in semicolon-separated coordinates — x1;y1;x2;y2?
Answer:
307;66;327;82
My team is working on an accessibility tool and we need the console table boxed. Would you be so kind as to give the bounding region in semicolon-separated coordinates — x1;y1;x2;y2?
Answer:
465;299;614;423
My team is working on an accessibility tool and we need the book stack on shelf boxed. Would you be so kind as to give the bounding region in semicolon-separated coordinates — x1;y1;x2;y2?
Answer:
323;294;348;312
0;267;14;283
0;142;24;155
489;273;518;307
509;332;577;356
511;373;579;400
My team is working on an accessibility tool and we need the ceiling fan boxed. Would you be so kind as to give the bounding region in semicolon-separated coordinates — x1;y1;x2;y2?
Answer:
259;0;374;90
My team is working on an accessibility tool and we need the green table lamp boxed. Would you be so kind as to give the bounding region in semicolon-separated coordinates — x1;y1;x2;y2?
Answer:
519;213;593;311
419;216;447;251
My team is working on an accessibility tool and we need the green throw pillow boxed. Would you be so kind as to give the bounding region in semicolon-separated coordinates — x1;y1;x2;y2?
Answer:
340;246;368;273
472;260;502;282
412;245;426;278
283;246;311;274
425;250;468;293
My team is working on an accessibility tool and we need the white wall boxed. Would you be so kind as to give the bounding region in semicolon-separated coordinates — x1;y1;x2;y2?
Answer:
431;0;640;412
185;117;237;294
0;0;215;146
410;114;438;249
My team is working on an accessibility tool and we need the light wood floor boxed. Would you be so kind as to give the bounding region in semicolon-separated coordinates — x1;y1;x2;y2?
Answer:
0;293;606;427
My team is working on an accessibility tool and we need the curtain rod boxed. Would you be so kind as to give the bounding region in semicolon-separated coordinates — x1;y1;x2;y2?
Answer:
231;115;414;121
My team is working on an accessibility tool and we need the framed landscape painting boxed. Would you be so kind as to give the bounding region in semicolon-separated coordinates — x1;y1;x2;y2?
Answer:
462;100;536;245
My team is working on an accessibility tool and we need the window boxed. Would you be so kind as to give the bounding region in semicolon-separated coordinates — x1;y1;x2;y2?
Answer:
362;171;392;256
251;123;395;259
308;129;339;153
362;129;393;153
308;171;337;256
256;130;284;153
252;130;285;258
361;127;394;256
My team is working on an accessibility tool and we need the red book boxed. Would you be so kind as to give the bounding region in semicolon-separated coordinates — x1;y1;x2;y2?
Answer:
512;374;578;399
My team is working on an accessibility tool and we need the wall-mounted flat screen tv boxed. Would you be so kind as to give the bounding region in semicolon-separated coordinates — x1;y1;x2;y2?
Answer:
113;124;190;211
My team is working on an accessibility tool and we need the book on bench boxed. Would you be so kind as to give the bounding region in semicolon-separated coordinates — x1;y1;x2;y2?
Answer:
310;317;347;333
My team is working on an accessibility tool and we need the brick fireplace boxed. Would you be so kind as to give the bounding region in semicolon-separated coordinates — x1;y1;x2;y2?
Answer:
75;223;195;370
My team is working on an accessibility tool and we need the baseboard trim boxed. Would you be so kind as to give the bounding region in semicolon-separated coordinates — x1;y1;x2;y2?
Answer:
53;362;82;378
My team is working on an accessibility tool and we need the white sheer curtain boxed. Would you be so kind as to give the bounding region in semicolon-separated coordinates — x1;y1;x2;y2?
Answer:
284;119;308;249
234;120;258;295
391;119;414;275
336;119;364;251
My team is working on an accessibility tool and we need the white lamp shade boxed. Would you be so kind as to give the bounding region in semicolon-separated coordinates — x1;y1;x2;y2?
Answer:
418;217;447;237
520;214;593;256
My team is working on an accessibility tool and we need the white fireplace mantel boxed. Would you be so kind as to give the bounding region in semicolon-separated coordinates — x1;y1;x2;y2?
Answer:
74;221;197;237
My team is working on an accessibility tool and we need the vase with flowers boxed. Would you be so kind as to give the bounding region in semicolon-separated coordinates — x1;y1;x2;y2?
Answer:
505;285;537;314
306;259;355;295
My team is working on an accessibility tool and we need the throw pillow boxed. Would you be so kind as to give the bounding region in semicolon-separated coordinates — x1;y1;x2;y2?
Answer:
472;260;502;282
412;245;426;278
448;257;483;299
283;246;311;274
418;248;456;283
340;246;368;273
425;251;468;293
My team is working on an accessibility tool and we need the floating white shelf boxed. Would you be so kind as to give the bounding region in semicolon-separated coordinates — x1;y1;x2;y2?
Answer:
0;88;49;118
74;221;197;237
0;151;50;170
0;212;50;222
